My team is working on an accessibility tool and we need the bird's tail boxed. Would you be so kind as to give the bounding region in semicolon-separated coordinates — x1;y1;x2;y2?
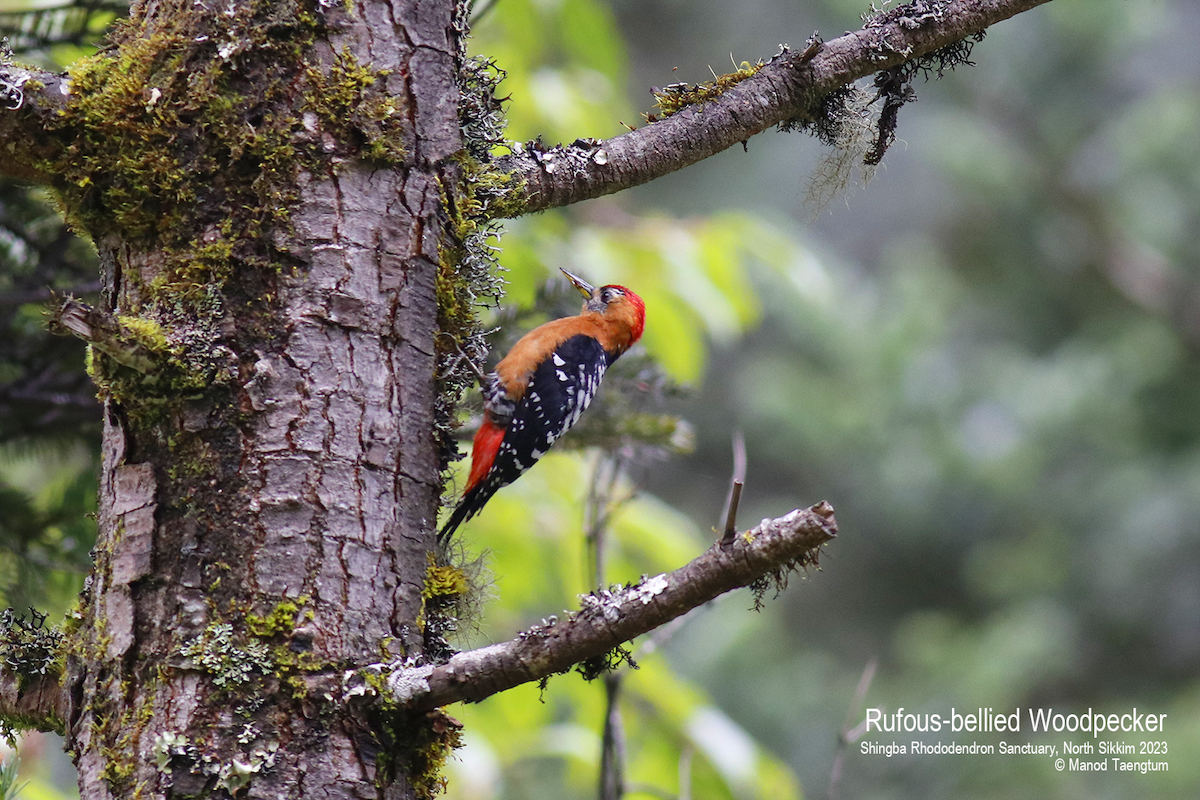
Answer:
437;498;474;543
437;481;499;543
439;418;507;543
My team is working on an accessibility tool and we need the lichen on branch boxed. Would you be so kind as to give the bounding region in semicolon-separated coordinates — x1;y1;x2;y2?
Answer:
0;608;67;738
344;502;837;712
478;0;1053;218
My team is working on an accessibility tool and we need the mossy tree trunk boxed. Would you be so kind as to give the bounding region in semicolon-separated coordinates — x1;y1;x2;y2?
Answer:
46;0;468;797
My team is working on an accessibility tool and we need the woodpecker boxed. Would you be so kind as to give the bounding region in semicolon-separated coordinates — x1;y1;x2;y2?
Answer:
439;269;646;542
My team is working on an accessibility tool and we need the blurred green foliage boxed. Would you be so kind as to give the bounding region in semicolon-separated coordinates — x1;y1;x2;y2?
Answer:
455;0;1200;798
0;178;97;800
0;167;99;629
594;2;1200;799
3;0;1200;798
0;449;95;614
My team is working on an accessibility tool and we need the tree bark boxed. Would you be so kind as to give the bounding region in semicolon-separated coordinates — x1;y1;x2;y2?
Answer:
30;0;466;797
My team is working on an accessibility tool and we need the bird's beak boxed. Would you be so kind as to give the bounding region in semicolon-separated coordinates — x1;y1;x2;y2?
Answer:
560;268;596;300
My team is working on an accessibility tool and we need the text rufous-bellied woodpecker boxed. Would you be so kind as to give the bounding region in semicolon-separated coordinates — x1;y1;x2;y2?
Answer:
439;269;646;541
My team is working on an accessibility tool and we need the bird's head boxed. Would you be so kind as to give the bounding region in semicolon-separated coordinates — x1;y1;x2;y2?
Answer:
561;268;646;345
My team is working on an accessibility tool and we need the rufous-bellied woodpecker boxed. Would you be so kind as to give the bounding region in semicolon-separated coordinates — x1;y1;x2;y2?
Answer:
439;269;646;542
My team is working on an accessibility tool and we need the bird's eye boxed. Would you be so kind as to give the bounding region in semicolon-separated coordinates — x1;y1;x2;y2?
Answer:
601;287;623;304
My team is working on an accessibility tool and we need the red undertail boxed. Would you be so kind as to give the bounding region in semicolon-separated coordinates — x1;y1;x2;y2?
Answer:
466;416;505;494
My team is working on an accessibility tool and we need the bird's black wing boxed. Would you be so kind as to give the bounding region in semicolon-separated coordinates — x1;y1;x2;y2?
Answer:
495;333;609;482
439;334;608;541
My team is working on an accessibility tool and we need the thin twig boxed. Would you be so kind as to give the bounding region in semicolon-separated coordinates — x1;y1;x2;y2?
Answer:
678;744;693;800
468;0;501;25
584;452;625;591
584;451;634;800
828;658;877;800
721;482;743;544
599;672;626;800
720;430;746;545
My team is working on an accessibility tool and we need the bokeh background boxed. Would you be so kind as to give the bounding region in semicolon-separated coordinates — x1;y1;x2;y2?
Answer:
2;0;1199;798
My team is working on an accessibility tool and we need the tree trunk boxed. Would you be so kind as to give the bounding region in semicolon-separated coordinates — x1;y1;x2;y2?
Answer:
58;0;467;796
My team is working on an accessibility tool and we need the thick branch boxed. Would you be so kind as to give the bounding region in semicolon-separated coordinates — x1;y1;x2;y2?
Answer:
490;0;1052;215
0;63;70;183
0;608;68;732
0;669;66;733
352;502;836;712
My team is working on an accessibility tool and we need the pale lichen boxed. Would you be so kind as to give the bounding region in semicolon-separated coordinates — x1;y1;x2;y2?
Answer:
153;729;280;793
179;621;273;688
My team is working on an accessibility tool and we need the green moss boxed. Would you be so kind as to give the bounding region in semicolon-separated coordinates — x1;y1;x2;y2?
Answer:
302;48;406;164
99;747;136;785
434;259;473;342
32;5;307;472
408;710;463;799
433;55;514;478
236;597;328;701
452;151;528;222
59;26;285;248
373;709;463;799
96;668;162;794
87;301;226;408
54;32;194;243
117;314;169;352
420;550;490;662
650;60;764;119
423;558;468;603
470;166;527;219
40;0;412;458
348;667;463;793
64;598;112;669
52;37;282;250
431;157;510;475
245;596;311;639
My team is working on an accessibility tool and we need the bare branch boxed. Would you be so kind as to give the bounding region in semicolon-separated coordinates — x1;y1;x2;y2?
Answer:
488;0;1053;216
0;671;64;738
828;658;877;800
352;502;837;712
0;670;65;734
599;672;625;800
